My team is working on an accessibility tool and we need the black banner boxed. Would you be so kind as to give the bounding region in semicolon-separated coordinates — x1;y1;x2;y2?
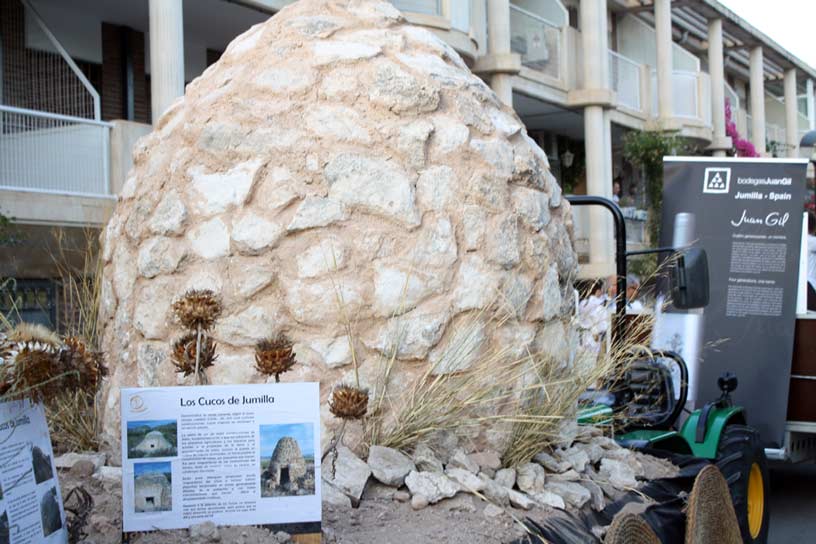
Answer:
661;157;808;446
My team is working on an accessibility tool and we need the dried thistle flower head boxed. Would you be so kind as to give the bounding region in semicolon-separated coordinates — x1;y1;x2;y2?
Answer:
255;335;296;381
59;336;108;393
329;384;369;420
6;344;62;402
171;332;218;377
172;289;222;330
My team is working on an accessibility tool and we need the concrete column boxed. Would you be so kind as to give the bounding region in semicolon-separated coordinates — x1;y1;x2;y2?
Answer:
784;68;798;157
148;0;185;121
749;46;766;154
486;0;513;106
654;0;673;121
807;79;815;130
707;18;728;156
580;0;613;275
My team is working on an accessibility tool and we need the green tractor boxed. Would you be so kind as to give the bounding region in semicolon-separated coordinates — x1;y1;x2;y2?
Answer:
569;196;769;544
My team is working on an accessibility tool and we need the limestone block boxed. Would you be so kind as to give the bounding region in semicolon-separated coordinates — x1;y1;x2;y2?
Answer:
325;153;420;227
149;191;187;235
187;159;263;216
187;218;231;260
231;212;284;255
287;197;347;232
416;166;455;211
297;237;347;279
367;446;416;487
404;471;459;504
313;40;381;65
306;105;371;143
517;462;547;494
368;60;440;114
137;237;187;278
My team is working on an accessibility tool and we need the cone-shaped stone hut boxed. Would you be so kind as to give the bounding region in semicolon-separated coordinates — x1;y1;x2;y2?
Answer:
98;0;578;452
267;436;306;490
133;430;174;455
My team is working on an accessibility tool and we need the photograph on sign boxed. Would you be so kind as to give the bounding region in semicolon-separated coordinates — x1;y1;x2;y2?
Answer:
120;383;321;536
0;400;67;543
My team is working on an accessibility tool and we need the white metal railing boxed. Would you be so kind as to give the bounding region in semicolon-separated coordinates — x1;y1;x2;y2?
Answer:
746;113;753;140
0;105;111;196
608;50;641;111
509;4;562;80
725;82;740;112
650;70;703;120
2;0;101;121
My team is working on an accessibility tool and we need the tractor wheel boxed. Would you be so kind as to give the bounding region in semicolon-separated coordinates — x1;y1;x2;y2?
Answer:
715;425;770;544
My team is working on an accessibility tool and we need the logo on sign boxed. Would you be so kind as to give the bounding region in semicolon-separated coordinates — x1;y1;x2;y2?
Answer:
129;395;147;413
703;167;731;194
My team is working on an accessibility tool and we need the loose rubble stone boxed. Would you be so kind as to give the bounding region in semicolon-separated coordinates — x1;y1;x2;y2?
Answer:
189;521;220;542
404;471;459;504
55;452;107;471
448;449;480;474
468;450;502;472
410;494;429;510
479;476;510;506
323;480;353;508
367;445;415;487
325;446;371;501
545;480;591;508
532;490;566;510
445;467;486;493
494;468;516;489
413;444;444;473
549;469;581;482
516;462;547;494
582;479;606;512
508;489;536;510
533;451;570;473
557;446;590;473
600;458;638;490
93;466;122;483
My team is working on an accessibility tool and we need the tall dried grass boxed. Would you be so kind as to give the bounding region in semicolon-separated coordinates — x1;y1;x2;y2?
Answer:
360;261;667;467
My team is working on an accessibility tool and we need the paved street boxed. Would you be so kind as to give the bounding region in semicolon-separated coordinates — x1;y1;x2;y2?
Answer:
768;462;816;543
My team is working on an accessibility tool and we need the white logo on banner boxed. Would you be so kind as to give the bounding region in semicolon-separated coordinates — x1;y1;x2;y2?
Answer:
703;167;731;194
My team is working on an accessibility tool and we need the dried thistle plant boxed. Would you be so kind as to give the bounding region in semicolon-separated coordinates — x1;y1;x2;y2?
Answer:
329;384;369;420
59;336;108;393
4;343;62;402
171;289;222;384
172;289;222;331
254;335;296;382
172;333;218;377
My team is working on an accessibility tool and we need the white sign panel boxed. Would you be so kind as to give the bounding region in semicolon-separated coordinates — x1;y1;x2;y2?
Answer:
121;383;321;533
0;400;67;543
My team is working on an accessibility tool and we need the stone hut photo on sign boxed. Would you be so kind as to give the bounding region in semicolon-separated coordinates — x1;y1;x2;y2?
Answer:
133;461;173;513
259;423;315;498
127;419;178;459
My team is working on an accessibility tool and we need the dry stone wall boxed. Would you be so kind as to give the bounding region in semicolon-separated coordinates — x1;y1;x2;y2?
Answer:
98;0;578;452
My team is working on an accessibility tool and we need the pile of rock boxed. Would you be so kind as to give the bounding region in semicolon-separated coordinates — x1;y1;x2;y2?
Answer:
324;426;678;515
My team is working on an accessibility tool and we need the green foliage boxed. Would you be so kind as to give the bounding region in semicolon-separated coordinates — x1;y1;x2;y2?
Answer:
0;214;23;247
622;132;697;244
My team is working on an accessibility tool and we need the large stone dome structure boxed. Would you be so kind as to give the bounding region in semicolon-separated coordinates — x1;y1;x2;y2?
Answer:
98;0;577;451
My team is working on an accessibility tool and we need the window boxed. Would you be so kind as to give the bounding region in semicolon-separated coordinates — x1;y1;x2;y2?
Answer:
391;0;442;16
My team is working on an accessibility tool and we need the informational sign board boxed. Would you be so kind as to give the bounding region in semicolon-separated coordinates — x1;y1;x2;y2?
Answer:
0;400;67;543
121;383;321;535
661;157;808;446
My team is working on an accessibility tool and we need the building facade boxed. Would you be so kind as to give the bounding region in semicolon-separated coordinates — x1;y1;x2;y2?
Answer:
1;0;815;328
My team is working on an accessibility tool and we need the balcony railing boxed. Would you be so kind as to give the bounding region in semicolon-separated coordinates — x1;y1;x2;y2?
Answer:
0;105;111;196
509;4;562;80
608;51;641;111
650;70;709;122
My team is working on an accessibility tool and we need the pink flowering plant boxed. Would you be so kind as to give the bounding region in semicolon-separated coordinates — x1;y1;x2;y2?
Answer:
725;98;759;157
